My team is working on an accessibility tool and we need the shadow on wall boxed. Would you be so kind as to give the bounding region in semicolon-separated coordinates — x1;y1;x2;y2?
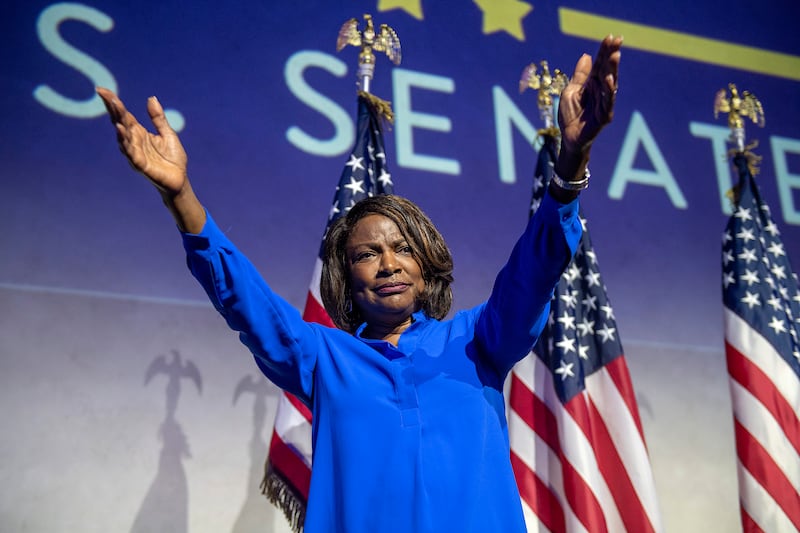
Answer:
130;350;202;533
126;349;283;532
230;374;276;533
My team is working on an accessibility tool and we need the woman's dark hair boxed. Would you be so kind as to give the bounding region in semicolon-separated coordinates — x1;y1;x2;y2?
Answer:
320;195;454;333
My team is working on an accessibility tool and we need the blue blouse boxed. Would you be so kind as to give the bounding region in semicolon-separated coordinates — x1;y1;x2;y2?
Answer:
182;191;581;532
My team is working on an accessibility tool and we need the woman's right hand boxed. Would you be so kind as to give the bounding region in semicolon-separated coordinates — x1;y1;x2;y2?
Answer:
97;87;188;197
97;87;205;233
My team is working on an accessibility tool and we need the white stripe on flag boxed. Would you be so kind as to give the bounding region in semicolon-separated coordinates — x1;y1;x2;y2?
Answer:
730;379;800;490
586;368;662;524
308;258;324;305
273;394;313;467
509;409;566;533
724;309;800;406
508;375;590;533
508;408;565;496
738;460;797;532
534;356;627;533
521;508;556;533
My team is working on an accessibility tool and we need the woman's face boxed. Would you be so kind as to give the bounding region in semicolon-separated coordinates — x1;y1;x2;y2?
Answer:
345;214;425;330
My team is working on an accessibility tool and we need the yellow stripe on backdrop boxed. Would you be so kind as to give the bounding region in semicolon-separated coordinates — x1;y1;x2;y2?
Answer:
559;7;800;82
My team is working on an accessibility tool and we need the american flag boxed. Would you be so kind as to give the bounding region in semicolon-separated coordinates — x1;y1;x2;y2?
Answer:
722;153;800;532
508;134;663;532
261;93;394;533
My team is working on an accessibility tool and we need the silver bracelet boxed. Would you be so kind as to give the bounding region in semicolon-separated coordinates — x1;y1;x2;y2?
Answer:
551;167;590;191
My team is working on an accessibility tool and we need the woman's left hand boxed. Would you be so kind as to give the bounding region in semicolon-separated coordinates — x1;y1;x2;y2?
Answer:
556;34;623;181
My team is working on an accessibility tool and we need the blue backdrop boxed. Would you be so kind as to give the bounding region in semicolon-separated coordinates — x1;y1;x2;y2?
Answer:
2;1;799;532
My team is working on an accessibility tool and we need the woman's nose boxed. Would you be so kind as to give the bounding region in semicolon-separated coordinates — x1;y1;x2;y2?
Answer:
379;251;401;274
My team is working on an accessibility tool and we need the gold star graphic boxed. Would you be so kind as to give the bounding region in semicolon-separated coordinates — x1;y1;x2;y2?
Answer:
378;0;424;20
474;0;533;41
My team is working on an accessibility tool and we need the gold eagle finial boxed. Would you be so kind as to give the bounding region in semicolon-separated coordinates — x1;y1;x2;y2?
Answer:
337;14;401;64
519;60;568;132
714;83;765;131
337;14;401;93
714;83;766;176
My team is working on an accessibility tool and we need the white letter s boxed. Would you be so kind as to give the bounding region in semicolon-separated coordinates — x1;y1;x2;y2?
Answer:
34;3;117;118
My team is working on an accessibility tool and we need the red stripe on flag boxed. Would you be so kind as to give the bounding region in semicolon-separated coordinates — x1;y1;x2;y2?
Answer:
740;508;766;533
509;373;608;532
604;357;646;442
269;431;311;499
726;341;800;455
560;445;608;533
510;373;560;452
510;362;660;532
510;451;566;533
734;420;800;529
582;394;656;533
302;291;335;327
284;391;313;423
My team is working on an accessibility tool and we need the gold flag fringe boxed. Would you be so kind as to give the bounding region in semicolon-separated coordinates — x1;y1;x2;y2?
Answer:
725;142;762;206
537;126;561;139
358;90;394;125
261;461;306;533
729;140;762;176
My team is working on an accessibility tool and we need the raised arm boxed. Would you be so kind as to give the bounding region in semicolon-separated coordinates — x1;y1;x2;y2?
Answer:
550;34;623;203
476;36;623;373
97;87;206;233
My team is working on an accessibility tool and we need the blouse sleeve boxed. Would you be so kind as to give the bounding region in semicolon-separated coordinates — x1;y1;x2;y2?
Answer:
475;190;582;377
181;212;317;405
